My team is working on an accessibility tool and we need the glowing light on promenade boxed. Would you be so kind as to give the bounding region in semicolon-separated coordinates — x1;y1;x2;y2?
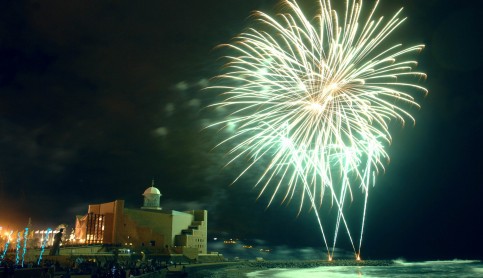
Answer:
210;0;426;258
37;228;52;265
21;228;29;267
15;231;21;265
0;230;13;260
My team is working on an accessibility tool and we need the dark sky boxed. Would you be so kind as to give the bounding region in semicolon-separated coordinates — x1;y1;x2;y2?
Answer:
0;0;482;261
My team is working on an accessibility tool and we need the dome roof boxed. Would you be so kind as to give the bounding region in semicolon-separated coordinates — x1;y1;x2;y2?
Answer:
143;186;161;196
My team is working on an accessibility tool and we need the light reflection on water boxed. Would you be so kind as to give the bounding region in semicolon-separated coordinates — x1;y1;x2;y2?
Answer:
246;260;483;278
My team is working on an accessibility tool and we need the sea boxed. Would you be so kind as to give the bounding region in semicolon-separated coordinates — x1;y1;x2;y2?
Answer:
245;260;483;278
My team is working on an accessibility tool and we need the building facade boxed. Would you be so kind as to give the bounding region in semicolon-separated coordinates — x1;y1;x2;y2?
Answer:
74;183;207;257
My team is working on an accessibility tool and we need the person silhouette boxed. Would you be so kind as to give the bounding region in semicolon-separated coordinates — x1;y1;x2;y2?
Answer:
49;228;64;256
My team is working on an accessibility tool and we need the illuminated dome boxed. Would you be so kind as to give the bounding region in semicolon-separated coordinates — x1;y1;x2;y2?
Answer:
141;179;162;210
143;186;161;196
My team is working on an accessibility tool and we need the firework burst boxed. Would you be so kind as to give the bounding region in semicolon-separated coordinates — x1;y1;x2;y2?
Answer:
209;0;426;258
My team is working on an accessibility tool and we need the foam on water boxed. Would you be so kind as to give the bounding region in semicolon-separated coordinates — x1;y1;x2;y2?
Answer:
246;260;483;278
393;259;481;266
247;267;365;278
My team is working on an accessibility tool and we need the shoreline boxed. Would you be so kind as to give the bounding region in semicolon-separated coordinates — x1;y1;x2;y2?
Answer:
183;260;394;277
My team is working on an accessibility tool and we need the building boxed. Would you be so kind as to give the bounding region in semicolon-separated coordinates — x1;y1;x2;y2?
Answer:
74;181;207;257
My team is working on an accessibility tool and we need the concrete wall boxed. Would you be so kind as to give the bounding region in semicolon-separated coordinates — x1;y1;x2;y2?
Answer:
112;200;124;244
175;210;207;254
123;209;174;246
170;211;194;245
122;210;167;250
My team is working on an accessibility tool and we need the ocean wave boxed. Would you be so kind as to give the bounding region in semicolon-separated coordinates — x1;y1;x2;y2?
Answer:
393;259;481;266
247;267;366;278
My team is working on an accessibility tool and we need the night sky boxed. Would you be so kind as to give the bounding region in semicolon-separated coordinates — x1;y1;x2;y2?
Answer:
1;0;482;261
